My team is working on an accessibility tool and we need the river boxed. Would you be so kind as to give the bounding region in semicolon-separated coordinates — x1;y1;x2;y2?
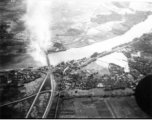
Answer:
48;15;152;66
1;15;152;71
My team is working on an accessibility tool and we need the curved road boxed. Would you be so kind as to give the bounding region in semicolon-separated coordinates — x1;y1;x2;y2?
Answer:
0;68;56;118
25;69;56;118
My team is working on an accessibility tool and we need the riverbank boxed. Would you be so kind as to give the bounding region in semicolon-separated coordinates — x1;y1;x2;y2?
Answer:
48;14;152;66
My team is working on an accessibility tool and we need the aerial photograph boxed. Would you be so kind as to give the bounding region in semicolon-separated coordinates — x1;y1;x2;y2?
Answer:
0;0;152;118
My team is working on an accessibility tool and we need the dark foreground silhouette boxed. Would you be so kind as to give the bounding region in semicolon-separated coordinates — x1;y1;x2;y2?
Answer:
135;75;152;117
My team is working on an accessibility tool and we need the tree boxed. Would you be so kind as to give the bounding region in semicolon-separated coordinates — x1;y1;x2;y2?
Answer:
47;42;66;53
90;52;99;58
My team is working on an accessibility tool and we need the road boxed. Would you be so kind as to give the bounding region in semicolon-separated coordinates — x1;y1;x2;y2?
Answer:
0;67;56;118
25;68;56;118
42;69;56;118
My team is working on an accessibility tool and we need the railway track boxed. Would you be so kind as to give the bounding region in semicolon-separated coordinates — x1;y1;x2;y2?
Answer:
46;94;62;118
0;67;57;118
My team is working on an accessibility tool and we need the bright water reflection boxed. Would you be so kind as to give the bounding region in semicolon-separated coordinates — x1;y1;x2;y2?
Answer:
49;15;152;66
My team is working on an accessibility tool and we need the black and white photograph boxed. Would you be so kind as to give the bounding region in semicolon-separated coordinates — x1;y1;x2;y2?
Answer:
0;0;152;118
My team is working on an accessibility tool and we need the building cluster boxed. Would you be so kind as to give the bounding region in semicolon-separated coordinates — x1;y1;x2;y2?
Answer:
53;58;140;93
98;71;136;91
0;69;41;88
0;66;51;118
53;33;152;96
128;57;152;76
0;67;48;105
131;40;152;53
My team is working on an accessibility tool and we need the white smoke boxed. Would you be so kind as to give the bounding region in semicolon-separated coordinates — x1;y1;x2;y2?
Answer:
23;0;53;65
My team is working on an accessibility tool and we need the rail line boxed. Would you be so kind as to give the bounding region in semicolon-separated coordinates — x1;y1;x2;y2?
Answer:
25;71;50;118
42;71;56;118
0;72;47;107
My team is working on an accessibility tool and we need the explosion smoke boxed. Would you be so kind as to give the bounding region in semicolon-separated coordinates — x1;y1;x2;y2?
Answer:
23;0;52;66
